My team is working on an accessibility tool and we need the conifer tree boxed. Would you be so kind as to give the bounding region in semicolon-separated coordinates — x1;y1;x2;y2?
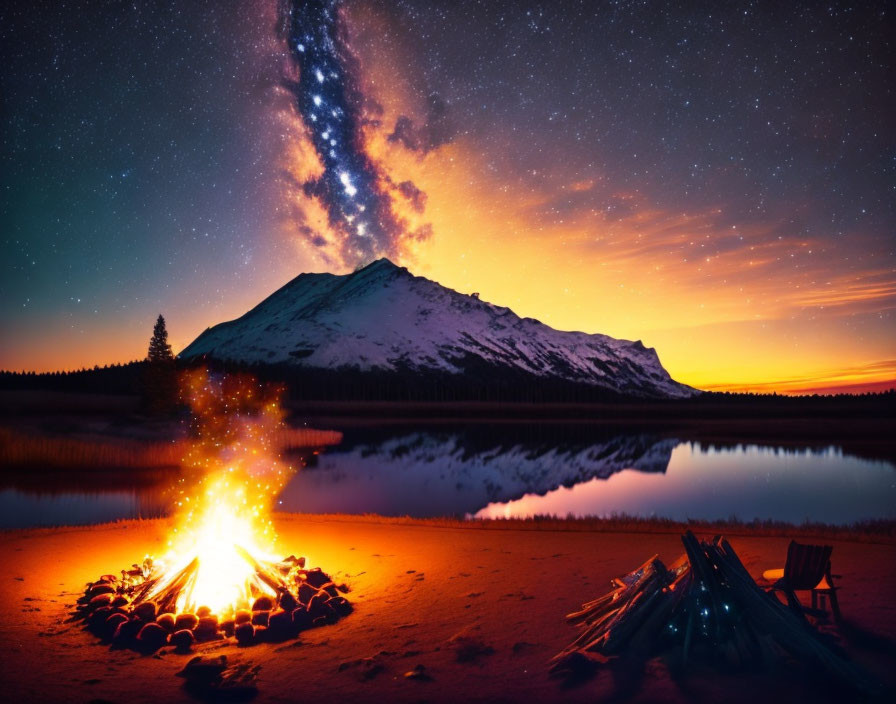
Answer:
147;314;173;362
143;314;176;413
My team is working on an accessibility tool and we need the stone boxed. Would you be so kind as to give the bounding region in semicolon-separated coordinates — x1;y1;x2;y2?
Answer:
196;606;212;618
133;601;157;622
251;596;273;612
307;594;327;617
404;664;432;681
137;622;168;652
177;655;227;684
174;613;199;631
104;612;129;639
234;609;252;625
297;582;316;604
219;619;235;637
251;610;269;627
112;618;143;646
88;605;112;631
156;613;176;633
278;590;299;613
329;596;353;616
88;593;113;611
234;622;254;646
291;607;313;632
303;568;329;588
88;583;115;598
267;610;295;642
195;616;220;641
170;629;195;652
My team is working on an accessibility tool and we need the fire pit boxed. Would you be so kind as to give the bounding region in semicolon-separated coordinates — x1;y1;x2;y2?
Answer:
75;369;351;653
77;553;351;652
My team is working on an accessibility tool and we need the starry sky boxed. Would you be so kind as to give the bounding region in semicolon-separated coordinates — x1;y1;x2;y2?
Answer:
2;0;894;393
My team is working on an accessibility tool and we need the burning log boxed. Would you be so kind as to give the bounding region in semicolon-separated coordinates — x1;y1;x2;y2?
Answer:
75;552;352;653
551;531;879;695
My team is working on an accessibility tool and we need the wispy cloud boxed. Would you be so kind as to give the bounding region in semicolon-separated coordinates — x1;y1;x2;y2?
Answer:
702;359;896;395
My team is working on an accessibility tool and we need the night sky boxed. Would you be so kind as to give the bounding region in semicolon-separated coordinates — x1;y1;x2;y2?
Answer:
2;0;893;393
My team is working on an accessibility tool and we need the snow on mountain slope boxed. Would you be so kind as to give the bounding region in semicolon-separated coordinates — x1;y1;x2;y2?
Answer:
180;258;696;398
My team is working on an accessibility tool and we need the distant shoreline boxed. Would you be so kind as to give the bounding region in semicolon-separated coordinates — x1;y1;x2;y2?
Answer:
2;390;894;464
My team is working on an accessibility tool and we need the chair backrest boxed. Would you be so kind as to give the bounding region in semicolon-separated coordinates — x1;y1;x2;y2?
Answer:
783;540;832;590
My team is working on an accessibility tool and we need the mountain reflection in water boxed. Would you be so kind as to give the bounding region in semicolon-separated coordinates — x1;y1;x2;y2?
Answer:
2;424;894;528
278;427;677;517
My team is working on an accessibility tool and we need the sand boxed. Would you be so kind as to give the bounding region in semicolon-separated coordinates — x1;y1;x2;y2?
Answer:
1;516;894;703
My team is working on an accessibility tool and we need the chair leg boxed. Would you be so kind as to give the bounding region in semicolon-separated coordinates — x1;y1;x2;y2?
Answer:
828;590;841;624
785;589;804;617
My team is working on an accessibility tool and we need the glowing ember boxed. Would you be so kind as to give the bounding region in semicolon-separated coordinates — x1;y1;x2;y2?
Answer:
149;369;290;616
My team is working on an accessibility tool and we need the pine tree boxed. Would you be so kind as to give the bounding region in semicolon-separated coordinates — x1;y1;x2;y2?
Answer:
147;314;173;362
143;314;176;413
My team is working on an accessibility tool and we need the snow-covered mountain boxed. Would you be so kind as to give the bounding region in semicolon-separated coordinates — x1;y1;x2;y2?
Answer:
180;258;695;398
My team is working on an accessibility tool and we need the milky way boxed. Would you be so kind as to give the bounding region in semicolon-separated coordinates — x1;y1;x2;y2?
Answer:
280;0;408;266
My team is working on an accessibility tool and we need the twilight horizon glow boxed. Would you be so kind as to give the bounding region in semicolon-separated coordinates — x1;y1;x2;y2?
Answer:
1;0;893;394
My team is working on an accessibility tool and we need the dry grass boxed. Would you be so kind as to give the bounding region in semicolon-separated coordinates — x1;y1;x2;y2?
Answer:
11;512;895;545
0;427;342;471
0;427;183;469
282;512;896;545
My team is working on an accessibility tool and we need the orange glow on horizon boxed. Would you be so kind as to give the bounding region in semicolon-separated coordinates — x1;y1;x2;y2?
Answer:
3;4;893;400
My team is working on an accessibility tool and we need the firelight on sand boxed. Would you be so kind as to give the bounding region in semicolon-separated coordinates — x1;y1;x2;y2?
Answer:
146;369;292;616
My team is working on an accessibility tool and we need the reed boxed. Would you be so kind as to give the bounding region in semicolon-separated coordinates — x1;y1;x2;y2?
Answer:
0;427;342;471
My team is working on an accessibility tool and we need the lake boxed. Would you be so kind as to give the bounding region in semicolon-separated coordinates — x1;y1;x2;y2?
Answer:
1;423;893;528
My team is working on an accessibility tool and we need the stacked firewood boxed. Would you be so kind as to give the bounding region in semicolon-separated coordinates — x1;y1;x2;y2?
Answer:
551;531;877;694
76;554;352;653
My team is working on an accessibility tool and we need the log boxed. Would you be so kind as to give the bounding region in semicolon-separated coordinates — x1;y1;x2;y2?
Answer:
138;557;199;615
550;532;880;695
235;545;288;594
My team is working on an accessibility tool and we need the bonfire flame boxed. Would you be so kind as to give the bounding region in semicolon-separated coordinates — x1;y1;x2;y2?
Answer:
147;369;293;616
76;370;352;653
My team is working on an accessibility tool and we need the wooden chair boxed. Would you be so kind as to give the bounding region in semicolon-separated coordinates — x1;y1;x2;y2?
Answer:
762;540;841;622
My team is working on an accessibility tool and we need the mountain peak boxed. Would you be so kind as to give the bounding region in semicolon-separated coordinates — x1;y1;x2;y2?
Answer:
180;261;696;398
358;257;400;271
353;258;406;277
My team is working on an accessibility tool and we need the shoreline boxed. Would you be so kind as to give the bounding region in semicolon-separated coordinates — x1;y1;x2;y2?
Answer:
1;514;894;703
4;513;896;545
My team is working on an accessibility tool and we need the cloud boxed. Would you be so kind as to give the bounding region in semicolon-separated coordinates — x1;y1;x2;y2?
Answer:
388;94;456;154
395;180;427;213
701;359;896;395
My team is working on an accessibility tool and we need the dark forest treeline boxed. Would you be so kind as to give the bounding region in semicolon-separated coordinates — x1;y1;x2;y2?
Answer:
0;362;146;395
0;361;894;411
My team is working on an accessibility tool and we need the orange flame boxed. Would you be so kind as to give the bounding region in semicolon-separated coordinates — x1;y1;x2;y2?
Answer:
147;369;294;616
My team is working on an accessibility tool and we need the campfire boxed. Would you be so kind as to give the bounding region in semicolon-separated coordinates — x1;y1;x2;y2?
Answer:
75;370;351;653
551;531;877;695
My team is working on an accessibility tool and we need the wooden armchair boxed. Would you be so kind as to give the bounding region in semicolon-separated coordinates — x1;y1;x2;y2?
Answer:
762;540;841;623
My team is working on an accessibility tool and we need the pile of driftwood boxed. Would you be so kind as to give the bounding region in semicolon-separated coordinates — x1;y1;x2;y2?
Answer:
76;552;351;653
551;531;876;694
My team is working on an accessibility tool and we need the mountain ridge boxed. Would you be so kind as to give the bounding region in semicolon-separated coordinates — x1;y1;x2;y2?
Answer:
180;258;696;399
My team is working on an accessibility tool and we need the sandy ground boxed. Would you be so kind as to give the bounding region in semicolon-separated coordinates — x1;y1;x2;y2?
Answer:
1;516;894;703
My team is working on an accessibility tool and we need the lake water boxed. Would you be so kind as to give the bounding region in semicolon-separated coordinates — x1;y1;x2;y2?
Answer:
1;424;893;528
